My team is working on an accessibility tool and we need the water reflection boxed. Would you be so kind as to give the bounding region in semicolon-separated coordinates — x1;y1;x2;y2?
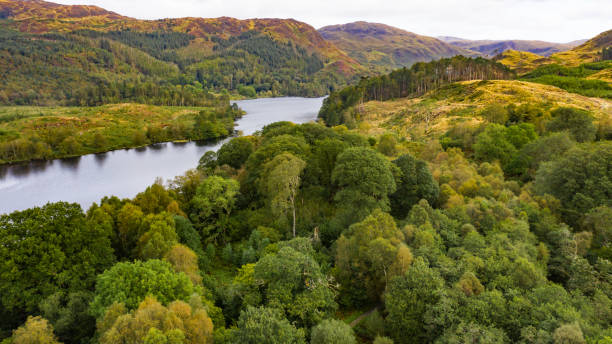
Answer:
94;153;108;167
0;97;324;214
59;156;82;171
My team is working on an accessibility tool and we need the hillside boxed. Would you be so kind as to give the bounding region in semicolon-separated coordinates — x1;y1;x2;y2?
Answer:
319;22;476;71
493;50;553;74
494;30;612;73
319;56;514;127
439;37;584;57
0;0;363;105
352;80;611;139
550;29;612;65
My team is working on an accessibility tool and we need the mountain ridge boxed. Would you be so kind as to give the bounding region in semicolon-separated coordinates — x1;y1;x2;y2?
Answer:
437;37;586;57
0;0;365;105
318;21;478;71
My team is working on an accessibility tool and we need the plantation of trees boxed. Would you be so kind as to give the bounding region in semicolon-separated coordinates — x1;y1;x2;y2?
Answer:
318;56;515;126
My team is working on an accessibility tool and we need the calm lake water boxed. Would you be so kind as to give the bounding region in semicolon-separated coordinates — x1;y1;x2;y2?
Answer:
0;97;324;214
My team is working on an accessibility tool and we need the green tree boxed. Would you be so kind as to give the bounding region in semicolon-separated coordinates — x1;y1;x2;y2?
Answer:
39;292;95;344
390;154;439;219
534;142;612;226
115;203;144;259
374;337;394;344
174;216;205;260
310;319;356;344
473;123;537;172
217;137;254;169
136;212;178;260
335;209;409;306
254;241;337;328
261;153;307;237
332;147;396;225
385;257;444;344
516;132;575;180
134;183;174;214
377;133;398;157
435;322;507;344
90;259;195;319
190;176;240;241
547;107;596;142
231;306;306;344
0;202;114;333
582;206;612;259
308;138;347;190
482;104;509;124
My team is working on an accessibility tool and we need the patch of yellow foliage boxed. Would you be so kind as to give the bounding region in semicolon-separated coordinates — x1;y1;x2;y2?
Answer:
353;80;612;140
495;50;552;73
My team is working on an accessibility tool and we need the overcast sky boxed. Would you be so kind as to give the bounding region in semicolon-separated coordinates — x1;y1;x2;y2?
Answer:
52;0;611;42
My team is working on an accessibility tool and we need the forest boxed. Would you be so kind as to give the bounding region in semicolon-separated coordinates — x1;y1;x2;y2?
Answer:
1;101;611;342
0;23;351;106
520;61;612;99
318;56;515;126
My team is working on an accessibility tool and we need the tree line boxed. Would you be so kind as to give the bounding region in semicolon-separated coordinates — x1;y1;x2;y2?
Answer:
319;56;515;126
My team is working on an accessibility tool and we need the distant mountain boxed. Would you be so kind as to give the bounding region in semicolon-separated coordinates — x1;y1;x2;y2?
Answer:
494;29;612;74
551;29;612;65
438;37;585;57
319;22;478;71
0;0;363;105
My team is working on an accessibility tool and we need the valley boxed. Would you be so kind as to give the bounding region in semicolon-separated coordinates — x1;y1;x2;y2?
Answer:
0;1;611;344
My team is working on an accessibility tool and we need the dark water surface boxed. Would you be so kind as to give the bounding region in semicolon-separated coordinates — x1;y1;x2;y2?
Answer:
0;97;324;214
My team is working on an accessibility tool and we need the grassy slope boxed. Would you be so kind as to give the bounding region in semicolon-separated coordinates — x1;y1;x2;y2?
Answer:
550;29;612;66
318;22;476;72
495;30;611;74
352;80;611;140
494;50;554;74
0;104;231;163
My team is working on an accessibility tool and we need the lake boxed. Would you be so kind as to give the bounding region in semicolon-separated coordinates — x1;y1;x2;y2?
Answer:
0;97;324;214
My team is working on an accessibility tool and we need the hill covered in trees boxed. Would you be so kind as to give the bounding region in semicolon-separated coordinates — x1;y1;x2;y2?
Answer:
319;22;477;71
319;56;514;126
0;0;363;105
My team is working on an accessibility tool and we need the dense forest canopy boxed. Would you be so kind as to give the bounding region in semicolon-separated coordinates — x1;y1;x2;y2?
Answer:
1;113;611;343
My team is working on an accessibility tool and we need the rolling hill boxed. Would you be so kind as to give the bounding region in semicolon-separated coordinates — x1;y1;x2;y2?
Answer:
319;22;477;71
550;29;612;65
0;0;363;105
337;79;611;141
438;37;585;57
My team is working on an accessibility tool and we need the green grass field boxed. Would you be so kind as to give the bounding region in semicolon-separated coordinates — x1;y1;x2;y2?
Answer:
0;103;239;164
